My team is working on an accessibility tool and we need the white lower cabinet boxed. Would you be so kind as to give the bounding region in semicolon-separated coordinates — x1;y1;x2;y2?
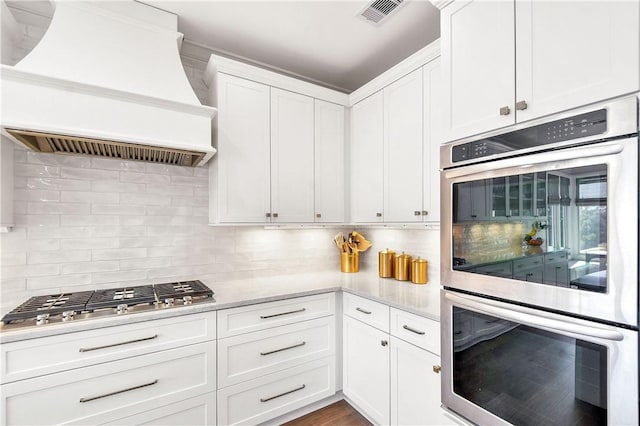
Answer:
101;392;216;426
343;314;390;425
2;342;216;425
217;357;336;425
216;293;337;425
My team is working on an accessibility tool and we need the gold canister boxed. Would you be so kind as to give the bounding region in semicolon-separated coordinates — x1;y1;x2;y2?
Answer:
341;252;360;273
393;252;412;281
378;248;395;278
411;257;428;284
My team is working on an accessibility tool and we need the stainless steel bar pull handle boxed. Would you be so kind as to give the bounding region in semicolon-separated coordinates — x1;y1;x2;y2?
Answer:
79;334;159;352
260;384;306;403
79;379;158;403
403;325;426;335
515;100;528;110
500;105;511;115
356;307;372;315
260;341;306;356
260;308;306;319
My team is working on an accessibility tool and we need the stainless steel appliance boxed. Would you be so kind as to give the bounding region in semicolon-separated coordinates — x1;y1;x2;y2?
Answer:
0;280;214;331
440;95;639;425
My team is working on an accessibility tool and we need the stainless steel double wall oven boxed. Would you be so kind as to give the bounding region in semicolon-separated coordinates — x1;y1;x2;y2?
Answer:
439;95;639;426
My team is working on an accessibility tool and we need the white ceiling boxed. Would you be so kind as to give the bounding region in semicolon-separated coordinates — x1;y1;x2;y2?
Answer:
5;0;440;93
146;1;441;92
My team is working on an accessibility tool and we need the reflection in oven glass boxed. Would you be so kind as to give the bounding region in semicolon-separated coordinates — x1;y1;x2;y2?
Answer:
453;307;607;425
452;164;608;294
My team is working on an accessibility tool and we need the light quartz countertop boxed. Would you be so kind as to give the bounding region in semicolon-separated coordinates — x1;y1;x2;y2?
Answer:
0;269;441;343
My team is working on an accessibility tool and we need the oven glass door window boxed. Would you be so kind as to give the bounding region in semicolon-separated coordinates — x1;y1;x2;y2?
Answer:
452;165;608;293
453;307;607;425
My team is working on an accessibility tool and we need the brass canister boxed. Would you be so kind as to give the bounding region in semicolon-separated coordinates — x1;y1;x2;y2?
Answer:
341;252;360;273
378;248;395;278
393;252;412;281
411;257;428;284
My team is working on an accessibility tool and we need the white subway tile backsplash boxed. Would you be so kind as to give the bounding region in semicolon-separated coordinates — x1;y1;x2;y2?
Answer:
13;148;27;163
120;171;170;185
28;250;91;264
120;193;170;206
92;180;146;193
91;158;146;172
145;163;195;176
119;237;172;248
171;196;208;207
60;215;120;226
194;167;209;178
91;270;148;285
15;163;59;177
119;258;167;271
28;177;90;191
28;202;90;215
1;252;27;266
61;191;119;204
61;168;119;180
60;238;119;250
92;204;145;215
61;261;120;274
14;176;27;189
14;189;60;202
14;201;27;215
15;215;60;227
27;152;91;168
1;264;61;279
194;187;208;197
170;175;208;187
146;205;192;216
146;184;195;196
27;274;91;290
93;248;147;261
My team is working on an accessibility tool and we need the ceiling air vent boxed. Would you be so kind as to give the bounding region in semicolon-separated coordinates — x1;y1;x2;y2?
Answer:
359;0;405;25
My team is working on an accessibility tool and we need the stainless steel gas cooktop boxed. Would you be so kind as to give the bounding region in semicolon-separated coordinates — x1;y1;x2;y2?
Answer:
0;280;214;331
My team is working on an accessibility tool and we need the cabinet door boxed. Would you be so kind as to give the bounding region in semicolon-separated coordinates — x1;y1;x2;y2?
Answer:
314;100;345;223
214;73;271;223
516;0;640;123
270;88;315;223
350;92;384;223
383;68;423;223
442;0;515;142
390;337;455;426
423;58;442;223
343;315;389;425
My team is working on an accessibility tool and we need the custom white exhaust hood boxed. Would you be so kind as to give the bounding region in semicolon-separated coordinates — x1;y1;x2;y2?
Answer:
1;1;217;166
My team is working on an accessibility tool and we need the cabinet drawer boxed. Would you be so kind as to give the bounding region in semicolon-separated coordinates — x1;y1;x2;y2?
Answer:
343;292;389;333
545;251;568;265
1;312;216;384
100;392;216;426
218;316;335;388
217;357;336;426
217;293;335;338
390;308;440;355
2;342;216;426
513;256;543;271
474;262;513;278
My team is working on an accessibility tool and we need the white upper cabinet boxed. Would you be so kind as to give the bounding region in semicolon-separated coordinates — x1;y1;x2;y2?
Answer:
515;0;639;122
212;73;271;223
423;58;442;223
442;0;515;142
314;100;345;223
442;0;639;143
270;88;315;223
383;68;424;223
350;91;384;223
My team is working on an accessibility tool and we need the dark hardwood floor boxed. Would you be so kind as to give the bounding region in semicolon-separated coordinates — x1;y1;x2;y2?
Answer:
283;400;372;426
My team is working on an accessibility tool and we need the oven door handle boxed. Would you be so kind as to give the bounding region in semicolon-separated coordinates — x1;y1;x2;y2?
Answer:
444;142;624;179
445;292;624;341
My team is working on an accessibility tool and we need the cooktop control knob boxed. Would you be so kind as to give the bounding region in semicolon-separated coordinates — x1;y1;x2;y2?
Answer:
62;311;75;321
116;304;128;314
164;298;175;306
36;313;50;325
183;296;193;305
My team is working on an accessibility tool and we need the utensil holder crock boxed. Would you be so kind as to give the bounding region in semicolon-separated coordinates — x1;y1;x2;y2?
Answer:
341;252;360;273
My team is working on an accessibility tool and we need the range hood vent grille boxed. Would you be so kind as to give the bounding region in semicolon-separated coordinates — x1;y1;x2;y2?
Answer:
359;0;404;24
7;129;206;167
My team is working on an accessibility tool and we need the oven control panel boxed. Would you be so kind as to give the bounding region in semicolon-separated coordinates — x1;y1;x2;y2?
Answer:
451;109;607;163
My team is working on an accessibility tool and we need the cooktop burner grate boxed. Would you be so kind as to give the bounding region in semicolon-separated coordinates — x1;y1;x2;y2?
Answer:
154;280;213;299
86;285;156;310
2;291;94;322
